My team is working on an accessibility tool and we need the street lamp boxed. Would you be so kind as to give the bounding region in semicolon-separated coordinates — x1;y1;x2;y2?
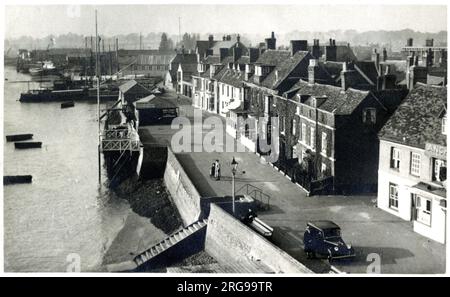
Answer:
231;157;238;214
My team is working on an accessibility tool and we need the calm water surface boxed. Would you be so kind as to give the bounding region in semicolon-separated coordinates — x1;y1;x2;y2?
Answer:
3;66;132;272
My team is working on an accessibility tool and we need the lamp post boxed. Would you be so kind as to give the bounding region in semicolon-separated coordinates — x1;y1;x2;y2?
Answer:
231;157;238;214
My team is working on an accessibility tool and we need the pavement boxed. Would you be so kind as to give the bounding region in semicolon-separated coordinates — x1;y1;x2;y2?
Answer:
139;90;446;274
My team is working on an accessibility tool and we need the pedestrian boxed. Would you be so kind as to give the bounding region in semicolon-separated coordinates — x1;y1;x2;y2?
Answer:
210;161;216;178
215;159;221;180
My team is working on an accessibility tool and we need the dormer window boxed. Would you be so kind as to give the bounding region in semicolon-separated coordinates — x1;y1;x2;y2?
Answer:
363;108;376;124
255;66;262;76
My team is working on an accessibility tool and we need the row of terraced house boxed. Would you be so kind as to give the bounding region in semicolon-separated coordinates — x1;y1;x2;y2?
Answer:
166;32;447;244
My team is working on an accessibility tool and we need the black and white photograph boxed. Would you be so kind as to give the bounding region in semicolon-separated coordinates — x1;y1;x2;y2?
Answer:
1;0;448;280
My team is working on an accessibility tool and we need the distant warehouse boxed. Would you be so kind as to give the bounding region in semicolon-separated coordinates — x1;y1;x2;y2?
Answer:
133;94;178;125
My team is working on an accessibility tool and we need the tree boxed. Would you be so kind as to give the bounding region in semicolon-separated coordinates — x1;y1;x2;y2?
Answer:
159;33;174;52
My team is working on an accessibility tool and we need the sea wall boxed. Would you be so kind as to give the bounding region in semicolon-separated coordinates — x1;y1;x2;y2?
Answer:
205;204;312;274
163;148;202;226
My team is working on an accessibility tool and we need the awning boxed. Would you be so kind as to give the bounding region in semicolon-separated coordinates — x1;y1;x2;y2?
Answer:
411;182;447;199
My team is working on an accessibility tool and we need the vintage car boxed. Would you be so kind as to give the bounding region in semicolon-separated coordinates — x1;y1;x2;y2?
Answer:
304;221;355;261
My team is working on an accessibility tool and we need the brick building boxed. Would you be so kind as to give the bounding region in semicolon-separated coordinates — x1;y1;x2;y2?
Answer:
277;79;407;194
377;83;447;243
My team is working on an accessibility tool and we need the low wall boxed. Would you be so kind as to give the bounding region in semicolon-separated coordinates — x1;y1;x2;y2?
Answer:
163;148;202;226
205;204;312;274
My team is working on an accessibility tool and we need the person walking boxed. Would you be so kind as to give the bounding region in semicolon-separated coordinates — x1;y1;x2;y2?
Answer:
214;159;221;180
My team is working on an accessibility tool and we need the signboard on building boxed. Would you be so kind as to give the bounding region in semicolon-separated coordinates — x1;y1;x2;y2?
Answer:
425;143;447;159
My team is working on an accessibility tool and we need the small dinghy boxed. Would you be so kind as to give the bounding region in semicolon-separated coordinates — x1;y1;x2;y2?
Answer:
4;175;32;185
14;141;42;149
6;134;33;142
61;101;75;109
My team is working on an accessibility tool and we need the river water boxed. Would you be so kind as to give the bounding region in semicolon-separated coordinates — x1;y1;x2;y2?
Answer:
3;66;135;272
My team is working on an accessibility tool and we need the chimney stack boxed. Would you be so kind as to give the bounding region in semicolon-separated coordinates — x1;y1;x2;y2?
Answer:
290;40;308;56
407;38;413;47
312;39;321;59
340;63;358;90
249;47;260;63
325;39;337;61
308;59;319;84
372;49;380;73
237;34;240;43
265;32;276;50
210;64;217;79
208;35;214;48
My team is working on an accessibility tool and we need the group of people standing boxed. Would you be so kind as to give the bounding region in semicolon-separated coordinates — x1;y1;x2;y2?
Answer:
210;160;221;180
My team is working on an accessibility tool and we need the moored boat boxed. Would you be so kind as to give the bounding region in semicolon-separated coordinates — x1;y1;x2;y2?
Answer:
3;175;33;185
6;134;33;142
61;101;75;109
14;141;42;149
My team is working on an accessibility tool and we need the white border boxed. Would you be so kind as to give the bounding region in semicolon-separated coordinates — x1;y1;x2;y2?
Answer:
1;0;449;277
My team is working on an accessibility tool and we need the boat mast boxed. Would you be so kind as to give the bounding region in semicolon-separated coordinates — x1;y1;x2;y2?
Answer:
96;9;101;184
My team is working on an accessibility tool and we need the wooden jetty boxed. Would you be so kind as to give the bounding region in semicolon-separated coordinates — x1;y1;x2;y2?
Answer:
14;142;42;149
6;134;33;142
4;175;32;185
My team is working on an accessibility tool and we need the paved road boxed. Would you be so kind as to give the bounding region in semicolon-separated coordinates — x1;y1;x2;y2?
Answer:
139;91;446;274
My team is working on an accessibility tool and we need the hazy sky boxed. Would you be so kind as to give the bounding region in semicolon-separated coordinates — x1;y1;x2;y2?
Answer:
5;5;447;38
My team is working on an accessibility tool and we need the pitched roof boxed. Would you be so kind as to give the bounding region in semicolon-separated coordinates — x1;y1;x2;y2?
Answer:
136;53;177;65
212;65;232;81
204;55;221;65
261;51;310;89
171;53;198;65
290;80;372;115
379;83;447;149
237;56;250;65
118;49;174;56
354;61;379;85
318;61;344;81
286;79;342;99
210;40;246;55
119;80;138;93
196;40;212;57
134;94;177;109
180;63;198;74
217;69;245;88
336;45;357;62
255;50;291;66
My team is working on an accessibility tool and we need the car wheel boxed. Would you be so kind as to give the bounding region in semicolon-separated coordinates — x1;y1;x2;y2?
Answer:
306;251;313;259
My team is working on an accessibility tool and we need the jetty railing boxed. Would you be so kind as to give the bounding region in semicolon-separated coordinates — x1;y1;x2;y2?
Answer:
100;128;141;152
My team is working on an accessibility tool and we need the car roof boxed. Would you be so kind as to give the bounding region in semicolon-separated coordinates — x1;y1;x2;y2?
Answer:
307;221;340;231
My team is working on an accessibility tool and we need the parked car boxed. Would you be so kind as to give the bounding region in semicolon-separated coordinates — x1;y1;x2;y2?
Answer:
304;221;355;261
